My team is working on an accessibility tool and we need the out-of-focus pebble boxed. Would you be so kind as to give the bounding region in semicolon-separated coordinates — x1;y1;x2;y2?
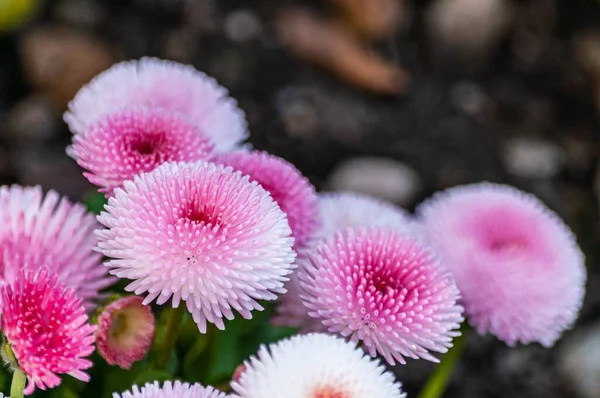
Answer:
425;0;514;60
558;322;600;398
224;9;262;43
326;157;422;206
502;137;564;179
3;95;58;144
53;0;105;28
19;26;114;109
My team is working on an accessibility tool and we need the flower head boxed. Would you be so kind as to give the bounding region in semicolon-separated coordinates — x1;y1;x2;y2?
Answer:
0;185;113;307
72;106;214;195
96;161;296;332
114;381;230;398
299;227;463;365
216;151;319;248
65;57;247;152
273;192;414;332
230;333;405;398
1;269;96;394
416;182;586;346
96;296;155;369
312;192;413;242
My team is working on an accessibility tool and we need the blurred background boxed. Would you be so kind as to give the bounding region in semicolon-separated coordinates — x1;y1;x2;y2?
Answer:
0;0;599;397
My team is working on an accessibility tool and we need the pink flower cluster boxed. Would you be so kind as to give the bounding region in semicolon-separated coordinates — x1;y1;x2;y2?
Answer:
0;56;586;397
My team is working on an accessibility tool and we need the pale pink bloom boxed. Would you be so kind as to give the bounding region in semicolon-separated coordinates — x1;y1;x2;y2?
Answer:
96;296;155;369
416;182;586;346
273;192;413;332
0;269;96;394
64;57;247;152
96;161;296;333
216;151;319;248
72;106;214;195
299;227;463;365
0;185;113;307
311;191;413;243
113;381;230;398
230;333;405;398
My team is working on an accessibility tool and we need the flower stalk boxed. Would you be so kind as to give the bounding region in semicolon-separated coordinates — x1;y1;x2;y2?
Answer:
417;323;469;398
10;367;26;398
154;305;186;370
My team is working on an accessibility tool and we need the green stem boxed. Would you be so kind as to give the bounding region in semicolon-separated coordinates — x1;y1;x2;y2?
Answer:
155;305;186;370
10;368;26;398
416;323;469;398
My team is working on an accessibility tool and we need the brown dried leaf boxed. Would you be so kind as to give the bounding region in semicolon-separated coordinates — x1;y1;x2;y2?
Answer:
327;0;403;40
277;8;407;95
20;26;114;110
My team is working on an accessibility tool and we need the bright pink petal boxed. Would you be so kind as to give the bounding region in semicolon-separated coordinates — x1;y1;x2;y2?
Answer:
72;106;214;195
1;269;96;394
216;151;319;249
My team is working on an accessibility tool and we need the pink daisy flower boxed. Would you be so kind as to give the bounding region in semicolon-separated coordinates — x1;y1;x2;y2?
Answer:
299;227;463;365
215;151;319;248
114;381;230;398
64;57;247;153
273;192;414;332
416;182;586;346
230;333;405;398
0;269;96;394
0;185;113;307
96;296;155;369
96;161;296;333
72;106;214;195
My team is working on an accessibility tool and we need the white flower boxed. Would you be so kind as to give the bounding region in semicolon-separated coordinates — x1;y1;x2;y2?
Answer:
230;333;405;398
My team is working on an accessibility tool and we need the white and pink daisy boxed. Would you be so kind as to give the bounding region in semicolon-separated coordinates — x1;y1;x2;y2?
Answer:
216;151;319;249
113;381;230;398
299;227;463;365
0;185;113;307
0;269;96;394
230;333;405;398
72;106;214;195
273;192;414;332
416;182;586;346
96;161;296;333
64;57;247;153
96;296;155;369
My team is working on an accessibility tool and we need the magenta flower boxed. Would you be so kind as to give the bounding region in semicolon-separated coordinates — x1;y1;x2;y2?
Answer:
273;192;414;332
64;58;247;153
0;185;113;307
114;381;230;398
72;106;214;195
299;227;463;365
0;269;96;394
96;296;155;369
96;161;296;332
216;151;319;248
416;182;586;346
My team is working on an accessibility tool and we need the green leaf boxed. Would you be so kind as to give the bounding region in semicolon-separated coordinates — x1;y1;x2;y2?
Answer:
83;190;107;214
133;370;174;386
